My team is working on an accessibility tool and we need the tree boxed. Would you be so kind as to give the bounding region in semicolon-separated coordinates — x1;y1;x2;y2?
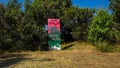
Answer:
88;10;114;44
31;0;72;25
109;0;120;30
21;0;49;50
0;0;23;51
0;0;73;51
0;3;6;52
30;0;73;43
0;3;8;29
61;6;94;41
109;0;120;42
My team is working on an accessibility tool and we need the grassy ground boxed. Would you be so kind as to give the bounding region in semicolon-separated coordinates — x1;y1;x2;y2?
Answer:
0;41;120;68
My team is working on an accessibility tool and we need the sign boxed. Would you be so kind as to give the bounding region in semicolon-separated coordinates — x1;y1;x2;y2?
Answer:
48;19;61;50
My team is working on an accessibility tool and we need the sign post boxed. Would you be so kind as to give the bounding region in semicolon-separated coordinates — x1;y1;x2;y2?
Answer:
48;19;61;50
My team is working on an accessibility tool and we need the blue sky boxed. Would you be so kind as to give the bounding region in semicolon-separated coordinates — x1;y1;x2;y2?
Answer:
72;0;109;9
0;0;109;9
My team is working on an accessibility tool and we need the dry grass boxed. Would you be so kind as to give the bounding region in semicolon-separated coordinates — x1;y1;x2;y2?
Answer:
0;41;120;68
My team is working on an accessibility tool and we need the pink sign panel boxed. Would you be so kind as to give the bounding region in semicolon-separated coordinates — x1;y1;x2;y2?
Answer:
48;19;60;33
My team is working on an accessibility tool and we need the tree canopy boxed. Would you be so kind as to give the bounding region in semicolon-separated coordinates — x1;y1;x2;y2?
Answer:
0;0;119;52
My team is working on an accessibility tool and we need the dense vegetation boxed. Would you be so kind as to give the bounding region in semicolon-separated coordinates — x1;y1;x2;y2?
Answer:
0;0;120;52
88;10;114;44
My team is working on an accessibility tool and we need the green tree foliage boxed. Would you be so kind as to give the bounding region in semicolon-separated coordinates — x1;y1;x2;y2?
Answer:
0;0;95;52
31;0;72;25
31;0;73;43
21;0;73;50
1;0;117;52
0;3;5;28
88;10;114;44
61;6;94;41
109;0;120;42
0;0;73;51
109;0;120;30
0;3;6;52
0;0;23;51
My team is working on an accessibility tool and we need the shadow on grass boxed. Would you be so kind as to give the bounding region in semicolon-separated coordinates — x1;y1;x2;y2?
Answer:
39;58;56;62
0;54;31;68
31;58;56;62
62;43;75;50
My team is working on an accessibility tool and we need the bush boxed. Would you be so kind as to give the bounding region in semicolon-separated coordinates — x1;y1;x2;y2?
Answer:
88;9;114;44
96;41;114;52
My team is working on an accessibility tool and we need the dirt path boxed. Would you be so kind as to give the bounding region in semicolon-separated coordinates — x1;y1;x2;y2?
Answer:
0;50;120;68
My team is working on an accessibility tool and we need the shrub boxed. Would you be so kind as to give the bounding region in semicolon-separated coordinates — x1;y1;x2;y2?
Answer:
88;9;114;44
96;41;114;52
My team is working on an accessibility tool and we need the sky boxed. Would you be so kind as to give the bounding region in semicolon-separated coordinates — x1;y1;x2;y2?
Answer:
72;0;109;9
0;0;109;9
